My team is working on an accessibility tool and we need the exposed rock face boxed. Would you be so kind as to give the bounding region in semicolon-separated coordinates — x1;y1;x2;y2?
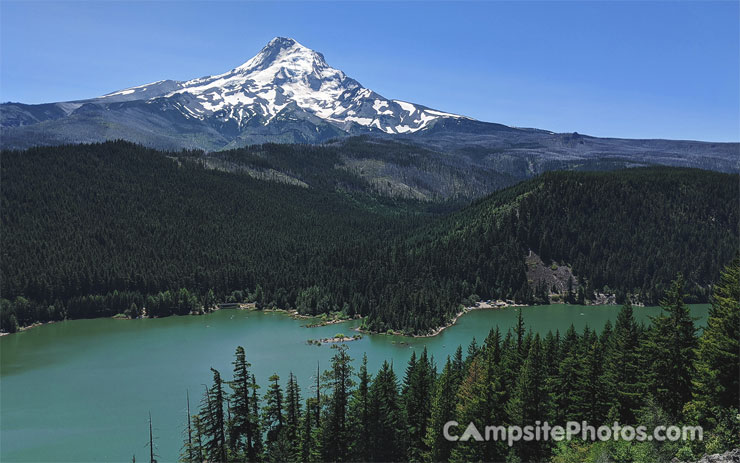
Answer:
525;251;579;298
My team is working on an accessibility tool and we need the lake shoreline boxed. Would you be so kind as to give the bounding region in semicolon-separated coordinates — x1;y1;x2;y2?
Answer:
0;297;655;338
355;300;528;339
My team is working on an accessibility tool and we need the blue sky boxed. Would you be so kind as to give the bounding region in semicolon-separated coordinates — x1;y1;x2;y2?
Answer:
1;1;738;142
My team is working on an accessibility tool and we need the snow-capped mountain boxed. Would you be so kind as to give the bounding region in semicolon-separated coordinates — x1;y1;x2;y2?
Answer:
100;37;463;135
0;37;468;150
2;36;737;177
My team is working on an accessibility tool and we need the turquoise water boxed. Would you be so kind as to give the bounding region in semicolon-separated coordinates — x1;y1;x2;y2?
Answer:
0;304;709;462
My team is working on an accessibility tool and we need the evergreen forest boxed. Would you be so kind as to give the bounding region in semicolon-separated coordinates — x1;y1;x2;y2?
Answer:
1;142;737;334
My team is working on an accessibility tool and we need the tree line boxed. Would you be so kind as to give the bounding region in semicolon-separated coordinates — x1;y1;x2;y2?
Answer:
169;263;738;463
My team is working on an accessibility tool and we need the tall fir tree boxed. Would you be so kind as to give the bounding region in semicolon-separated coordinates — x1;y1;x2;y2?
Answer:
643;275;698;418
179;390;196;463
201;368;227;462
285;371;302;455
348;354;372;462
506;334;550;462
600;304;642;423
402;347;435;462
424;357;458;463
368;361;404;462
229;346;259;461
693;257;739;411
319;344;354;462
262;374;284;461
250;374;264;459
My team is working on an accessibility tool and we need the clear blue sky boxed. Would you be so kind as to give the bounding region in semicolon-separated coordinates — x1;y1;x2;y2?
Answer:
1;1;738;142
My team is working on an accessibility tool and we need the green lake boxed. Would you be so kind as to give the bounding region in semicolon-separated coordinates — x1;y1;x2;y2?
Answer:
0;304;709;462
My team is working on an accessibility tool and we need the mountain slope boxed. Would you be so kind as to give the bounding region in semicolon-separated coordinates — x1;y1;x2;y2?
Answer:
365;166;739;331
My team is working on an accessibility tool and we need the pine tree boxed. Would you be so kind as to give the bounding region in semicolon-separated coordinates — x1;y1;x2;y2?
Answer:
368;361;403;462
320;344;354;462
301;398;319;463
465;337;480;368
262;374;285;460
450;340;507;463
192;413;204;463
577;335;608;424
644;275;698;418
402;347;435;461
498;330;520;404
148;412;157;463
506;334;549;462
515;309;526;357
549;325;582;423
424;358;458;463
600;304;642;423
543;330;560;383
285;372;302;453
451;345;465;387
693;257;739;410
179;390;196;463
200;369;227;462
348;354;372;462
229;346;258;461
250;374;263;459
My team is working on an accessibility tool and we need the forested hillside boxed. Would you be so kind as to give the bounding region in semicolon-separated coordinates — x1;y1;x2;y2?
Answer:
362;167;738;331
1;142;737;334
186;137;522;201
0;141;434;331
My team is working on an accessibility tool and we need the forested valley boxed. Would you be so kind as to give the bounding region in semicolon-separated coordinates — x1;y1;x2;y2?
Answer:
170;264;739;463
1;141;737;334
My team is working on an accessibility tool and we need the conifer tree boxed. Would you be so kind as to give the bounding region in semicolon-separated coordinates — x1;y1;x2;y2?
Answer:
643;275;698;418
368;361;404;462
465;337;479;368
229;346;258;461
542;330;560;389
250;374;263;459
201;369;227;462
179;391;196;463
498;330;520;404
192;414;204;463
693;257;739;410
515;309;526;356
262;373;285;459
577;335;608;424
301;398;319;463
348;354;372;462
320;344;354;462
600;304;642;423
552;344;583;422
402;347;435;461
506;334;549;461
285;372;302;453
450;341;507;463
451;345;465;387
424;357;458;463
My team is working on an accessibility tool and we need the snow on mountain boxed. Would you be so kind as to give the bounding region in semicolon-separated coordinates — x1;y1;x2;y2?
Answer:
0;37;468;149
147;37;465;134
98;80;185;103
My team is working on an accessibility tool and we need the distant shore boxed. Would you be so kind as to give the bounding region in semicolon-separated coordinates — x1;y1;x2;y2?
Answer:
353;299;527;339
0;297;648;338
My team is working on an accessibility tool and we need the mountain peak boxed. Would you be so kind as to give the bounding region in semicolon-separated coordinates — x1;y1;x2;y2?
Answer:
48;37;465;141
236;37;326;74
264;36;299;50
